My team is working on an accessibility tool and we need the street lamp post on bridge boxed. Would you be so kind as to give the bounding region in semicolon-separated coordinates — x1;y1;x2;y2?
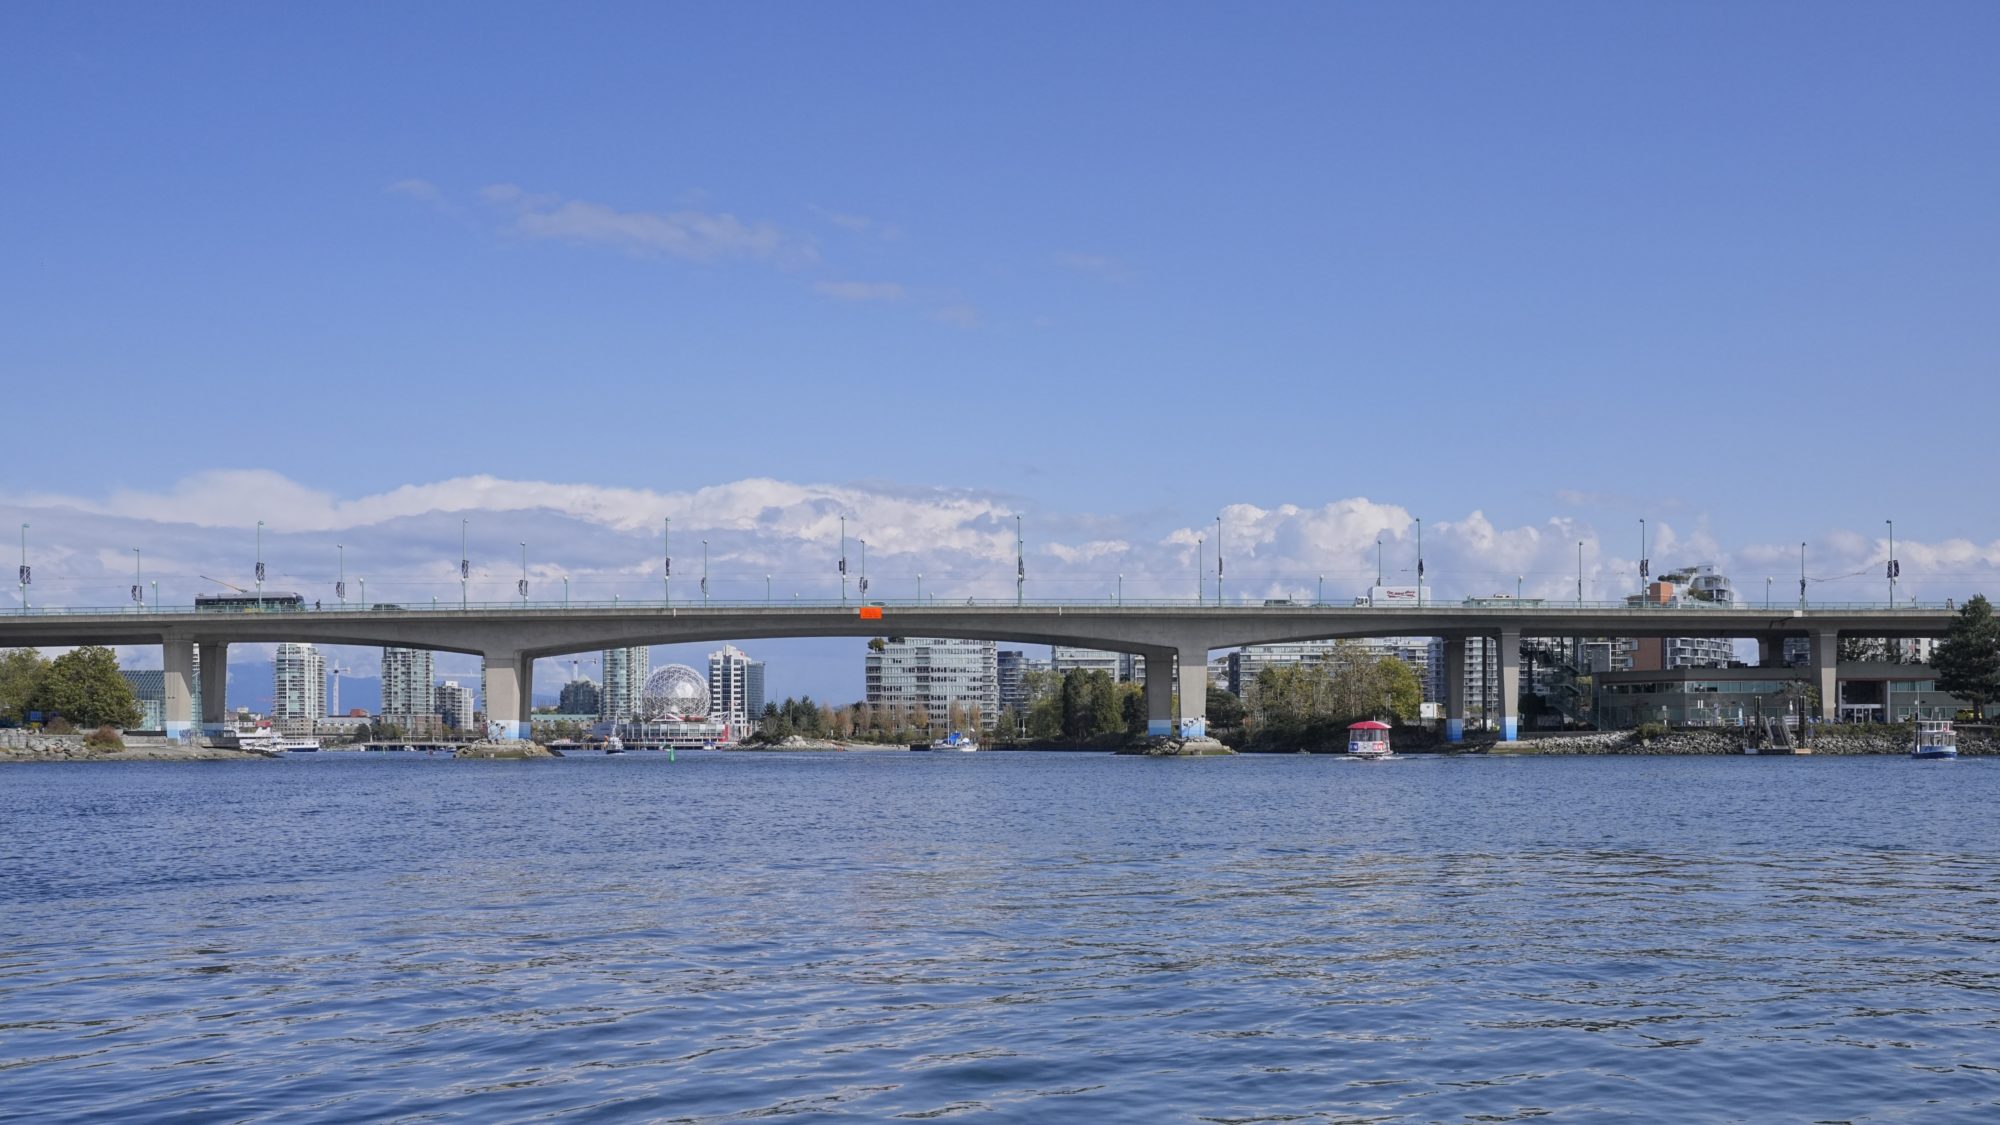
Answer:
1215;515;1223;606
1415;518;1425;602
1886;519;1897;606
132;547;143;613
1639;518;1649;593
16;523;26;615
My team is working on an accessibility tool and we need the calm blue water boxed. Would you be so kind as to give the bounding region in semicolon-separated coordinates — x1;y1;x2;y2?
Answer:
3;752;1998;1122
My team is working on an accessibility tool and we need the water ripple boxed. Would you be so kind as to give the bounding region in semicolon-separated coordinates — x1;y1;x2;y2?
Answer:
2;754;1998;1121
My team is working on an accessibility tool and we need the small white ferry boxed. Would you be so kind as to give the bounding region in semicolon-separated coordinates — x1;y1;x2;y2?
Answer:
272;734;322;753
1911;718;1957;760
1347;720;1393;760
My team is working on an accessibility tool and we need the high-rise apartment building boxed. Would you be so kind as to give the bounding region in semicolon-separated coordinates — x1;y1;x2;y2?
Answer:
708;644;756;731
381;646;436;728
558;676;601;715
996;650;1028;714
1620;565;1736;670
600;646;650;721
436;680;476;731
866;637;998;730
1052;646;1123;680
273;642;326;734
745;659;765;719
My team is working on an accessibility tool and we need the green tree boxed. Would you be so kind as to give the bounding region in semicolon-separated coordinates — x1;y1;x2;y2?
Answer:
1932;595;2000;719
29;646;141;729
1367;657;1424;723
0;648;49;724
1120;686;1146;735
1085;671;1122;737
1206;684;1246;730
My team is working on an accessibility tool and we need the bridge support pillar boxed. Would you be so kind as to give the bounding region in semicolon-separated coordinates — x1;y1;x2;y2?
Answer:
1811;628;1839;723
1175;643;1208;738
1497;628;1521;741
482;652;532;740
199;642;229;741
1443;637;1467;741
1143;648;1175;737
163;638;194;740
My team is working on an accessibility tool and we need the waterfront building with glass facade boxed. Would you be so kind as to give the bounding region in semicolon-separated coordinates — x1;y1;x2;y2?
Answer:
866;637;999;731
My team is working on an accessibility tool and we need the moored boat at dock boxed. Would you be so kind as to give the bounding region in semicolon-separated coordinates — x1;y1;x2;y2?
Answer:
1912;718;1957;760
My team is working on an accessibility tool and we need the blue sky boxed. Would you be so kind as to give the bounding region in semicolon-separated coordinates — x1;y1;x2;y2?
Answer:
3;4;1997;701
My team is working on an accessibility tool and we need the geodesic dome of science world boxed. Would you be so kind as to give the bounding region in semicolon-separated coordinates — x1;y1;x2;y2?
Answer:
640;664;710;720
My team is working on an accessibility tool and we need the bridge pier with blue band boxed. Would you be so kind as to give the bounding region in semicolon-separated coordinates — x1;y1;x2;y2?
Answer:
162;636;196;742
480;651;534;742
200;641;229;745
1144;645;1175;737
1444;638;1467;742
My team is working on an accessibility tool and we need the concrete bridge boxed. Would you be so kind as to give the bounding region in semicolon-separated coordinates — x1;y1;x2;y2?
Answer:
0;600;1955;742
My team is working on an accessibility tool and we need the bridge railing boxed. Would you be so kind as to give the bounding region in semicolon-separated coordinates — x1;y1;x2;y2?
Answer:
0;598;1963;617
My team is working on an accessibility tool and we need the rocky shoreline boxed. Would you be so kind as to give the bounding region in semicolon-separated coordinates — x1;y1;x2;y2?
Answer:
0;731;267;763
734;736;902;751
453;739;560;760
1496;728;1996;756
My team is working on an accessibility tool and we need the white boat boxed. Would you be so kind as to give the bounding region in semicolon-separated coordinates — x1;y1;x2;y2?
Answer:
272;734;322;753
218;724;278;752
930;731;979;752
1912;718;1957;760
1347;720;1393;760
604;736;626;755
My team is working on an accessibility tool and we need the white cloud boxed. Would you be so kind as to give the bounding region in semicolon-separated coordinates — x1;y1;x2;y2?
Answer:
812;280;905;302
809;205;902;240
1054;252;1134;281
1046;540;1131;564
477;183;818;267
933;303;981;327
5;473;1996;613
386;178;441;202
